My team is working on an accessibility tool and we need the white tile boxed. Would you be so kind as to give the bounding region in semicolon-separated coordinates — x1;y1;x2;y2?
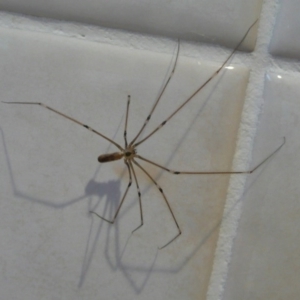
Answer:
0;28;249;299
2;0;261;49
223;71;300;299
270;0;300;59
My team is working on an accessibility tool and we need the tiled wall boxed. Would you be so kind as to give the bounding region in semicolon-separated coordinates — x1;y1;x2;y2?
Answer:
1;0;261;48
0;1;299;299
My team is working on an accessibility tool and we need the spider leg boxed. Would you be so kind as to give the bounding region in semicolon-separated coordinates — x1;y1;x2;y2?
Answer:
124;95;130;148
128;161;144;233
132;159;181;250
2;101;123;151
134;19;259;147
129;39;180;146
135;137;285;175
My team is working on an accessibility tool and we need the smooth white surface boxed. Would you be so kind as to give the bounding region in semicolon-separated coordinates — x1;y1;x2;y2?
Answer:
223;72;300;299
0;27;249;299
1;0;261;48
270;0;300;59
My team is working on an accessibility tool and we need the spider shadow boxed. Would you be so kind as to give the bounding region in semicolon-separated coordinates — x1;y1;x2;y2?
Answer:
1;98;272;296
0;127;117;272
0;49;252;294
0;112;158;293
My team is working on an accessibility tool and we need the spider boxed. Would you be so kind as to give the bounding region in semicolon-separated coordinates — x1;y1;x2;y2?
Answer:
2;19;285;249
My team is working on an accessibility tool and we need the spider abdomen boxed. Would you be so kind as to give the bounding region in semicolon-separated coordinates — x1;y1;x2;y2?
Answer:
98;152;124;163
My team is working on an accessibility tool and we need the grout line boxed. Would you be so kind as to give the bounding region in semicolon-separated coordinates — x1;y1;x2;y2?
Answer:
206;0;283;299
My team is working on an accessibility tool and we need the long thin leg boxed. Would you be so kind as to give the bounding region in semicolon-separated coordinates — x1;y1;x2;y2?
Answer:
135;137;285;175
90;161;132;223
132;159;181;249
129;40;180;146
128;161;144;233
124;95;130;148
2;101;124;151
134;19;258;148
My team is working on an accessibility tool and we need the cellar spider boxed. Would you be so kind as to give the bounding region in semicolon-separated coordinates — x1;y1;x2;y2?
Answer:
2;19;285;249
